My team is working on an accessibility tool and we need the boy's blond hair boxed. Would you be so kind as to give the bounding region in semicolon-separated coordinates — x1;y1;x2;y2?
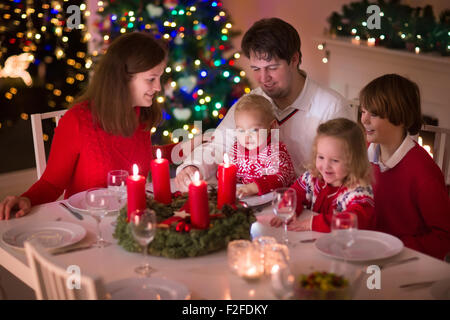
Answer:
234;94;275;123
307;118;372;188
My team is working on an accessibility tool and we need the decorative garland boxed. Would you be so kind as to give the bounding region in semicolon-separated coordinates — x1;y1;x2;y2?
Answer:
327;0;449;56
113;188;257;259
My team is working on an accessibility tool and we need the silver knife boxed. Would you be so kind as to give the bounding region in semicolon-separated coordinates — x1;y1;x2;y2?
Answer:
59;202;84;220
51;244;93;255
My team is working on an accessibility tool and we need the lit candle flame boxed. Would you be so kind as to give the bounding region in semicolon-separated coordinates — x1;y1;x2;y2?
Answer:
223;153;230;165
194;171;200;184
132;164;139;177
156;148;161;160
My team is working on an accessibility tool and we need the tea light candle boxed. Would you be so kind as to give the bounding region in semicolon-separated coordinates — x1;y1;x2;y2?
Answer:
415;46;420;54
227;240;252;273
252;236;277;275
351;36;360;45
236;245;264;281
367;38;376;47
264;243;290;275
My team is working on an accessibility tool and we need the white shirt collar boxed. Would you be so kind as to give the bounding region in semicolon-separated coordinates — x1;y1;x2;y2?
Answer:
368;135;416;172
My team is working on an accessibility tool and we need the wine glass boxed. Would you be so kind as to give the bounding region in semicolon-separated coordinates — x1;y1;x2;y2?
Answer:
130;208;157;277
331;212;358;261
85;188;114;248
272;188;297;247
107;170;128;226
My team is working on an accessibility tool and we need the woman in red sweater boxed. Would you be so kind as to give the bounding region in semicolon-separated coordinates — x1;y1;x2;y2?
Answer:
360;74;450;260
0;32;177;220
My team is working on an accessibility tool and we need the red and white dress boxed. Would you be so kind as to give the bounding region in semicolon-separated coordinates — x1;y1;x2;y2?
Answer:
292;171;375;232
229;138;296;195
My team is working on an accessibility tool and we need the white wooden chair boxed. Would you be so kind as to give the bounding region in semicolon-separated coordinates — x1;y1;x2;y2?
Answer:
31;110;67;179
420;124;450;185
24;241;106;300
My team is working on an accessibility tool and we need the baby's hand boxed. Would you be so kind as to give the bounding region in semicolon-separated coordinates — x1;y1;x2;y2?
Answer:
236;183;258;199
287;218;311;231
270;216;284;227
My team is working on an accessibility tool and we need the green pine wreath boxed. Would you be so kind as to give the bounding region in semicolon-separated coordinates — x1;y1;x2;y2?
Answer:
113;188;256;259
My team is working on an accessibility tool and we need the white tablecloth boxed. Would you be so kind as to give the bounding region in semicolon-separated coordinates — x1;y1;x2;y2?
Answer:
1;200;449;300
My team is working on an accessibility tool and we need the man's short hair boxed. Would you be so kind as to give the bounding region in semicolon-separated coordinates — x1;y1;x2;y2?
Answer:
241;18;301;66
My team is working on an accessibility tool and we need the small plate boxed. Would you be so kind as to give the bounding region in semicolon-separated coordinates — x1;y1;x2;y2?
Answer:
431;278;450;300
315;230;404;262
2;221;86;250
67;189;122;215
236;184;274;207
105;277;190;300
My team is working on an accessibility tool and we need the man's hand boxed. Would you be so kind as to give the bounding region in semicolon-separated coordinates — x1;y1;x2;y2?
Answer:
175;166;203;192
0;196;31;220
287;217;311;231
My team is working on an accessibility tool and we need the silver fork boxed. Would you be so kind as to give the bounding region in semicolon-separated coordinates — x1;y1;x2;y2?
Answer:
399;280;436;289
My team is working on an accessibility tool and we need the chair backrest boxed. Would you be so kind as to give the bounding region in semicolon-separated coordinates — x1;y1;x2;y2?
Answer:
420;124;450;184
24;241;105;300
30;110;67;179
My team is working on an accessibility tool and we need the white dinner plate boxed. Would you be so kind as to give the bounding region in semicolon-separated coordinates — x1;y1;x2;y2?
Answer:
315;230;404;262
67;189;122;215
2;221;86;250
430;278;450;300
240;192;274;207
105;277;190;300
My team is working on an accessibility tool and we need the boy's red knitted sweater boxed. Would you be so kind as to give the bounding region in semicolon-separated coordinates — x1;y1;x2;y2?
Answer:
22;101;176;206
372;143;450;260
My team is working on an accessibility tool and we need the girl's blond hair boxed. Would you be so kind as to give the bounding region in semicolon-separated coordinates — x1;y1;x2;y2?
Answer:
306;118;372;188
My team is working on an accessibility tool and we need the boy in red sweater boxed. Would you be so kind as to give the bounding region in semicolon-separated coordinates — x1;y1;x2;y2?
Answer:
360;74;450;260
229;94;296;198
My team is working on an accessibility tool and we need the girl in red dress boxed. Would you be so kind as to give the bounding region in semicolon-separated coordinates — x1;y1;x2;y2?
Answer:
271;118;375;232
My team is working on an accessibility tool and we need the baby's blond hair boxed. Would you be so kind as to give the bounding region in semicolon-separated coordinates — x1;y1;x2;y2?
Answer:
234;94;275;123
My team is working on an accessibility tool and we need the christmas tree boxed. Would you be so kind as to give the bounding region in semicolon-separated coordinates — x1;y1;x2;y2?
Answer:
95;0;251;145
0;0;90;172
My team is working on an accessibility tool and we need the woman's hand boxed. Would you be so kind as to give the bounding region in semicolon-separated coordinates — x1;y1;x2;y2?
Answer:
287;218;311;231
175;166;202;192
0;196;31;220
236;183;258;199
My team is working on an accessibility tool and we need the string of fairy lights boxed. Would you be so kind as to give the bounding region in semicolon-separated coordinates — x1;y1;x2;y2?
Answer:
1;0;252;145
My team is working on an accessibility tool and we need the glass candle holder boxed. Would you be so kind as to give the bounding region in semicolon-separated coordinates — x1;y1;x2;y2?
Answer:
227;240;253;274
264;243;290;275
252;236;277;275
236;244;264;281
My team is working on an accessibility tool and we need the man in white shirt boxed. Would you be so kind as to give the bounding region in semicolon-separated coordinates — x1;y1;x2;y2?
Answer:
175;17;355;191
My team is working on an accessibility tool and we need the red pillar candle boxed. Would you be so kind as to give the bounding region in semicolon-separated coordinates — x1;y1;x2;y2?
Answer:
126;164;147;221
217;153;237;209
150;149;172;204
189;171;210;229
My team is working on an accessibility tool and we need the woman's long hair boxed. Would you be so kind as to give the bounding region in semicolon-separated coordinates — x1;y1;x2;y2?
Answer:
74;32;167;136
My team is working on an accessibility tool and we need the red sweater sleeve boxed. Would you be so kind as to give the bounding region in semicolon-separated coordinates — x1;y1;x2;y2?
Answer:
21;109;80;205
253;142;296;195
401;168;450;260
290;177;309;217
311;200;376;233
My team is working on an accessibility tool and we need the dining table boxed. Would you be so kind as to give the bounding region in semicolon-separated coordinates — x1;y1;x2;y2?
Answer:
1;188;449;300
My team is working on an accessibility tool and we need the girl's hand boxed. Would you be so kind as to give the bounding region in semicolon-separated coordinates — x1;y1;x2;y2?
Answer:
0;196;31;220
287;218;311;231
270;216;284;227
236;183;258;199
